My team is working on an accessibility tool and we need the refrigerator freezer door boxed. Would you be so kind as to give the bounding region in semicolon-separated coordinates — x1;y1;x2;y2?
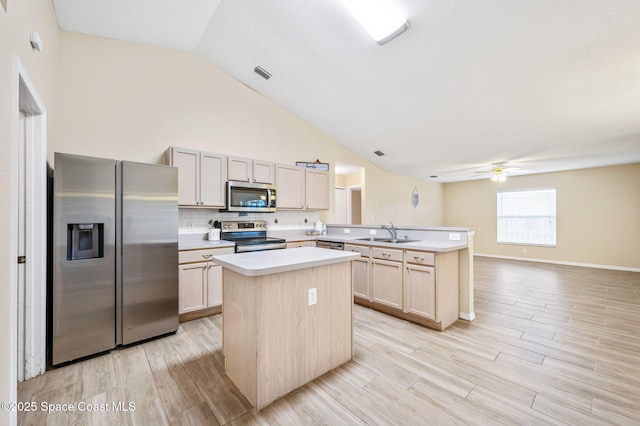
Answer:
52;153;117;365
120;161;178;345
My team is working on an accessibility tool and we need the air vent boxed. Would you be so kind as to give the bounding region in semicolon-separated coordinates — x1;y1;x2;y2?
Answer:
254;66;272;80
374;150;385;157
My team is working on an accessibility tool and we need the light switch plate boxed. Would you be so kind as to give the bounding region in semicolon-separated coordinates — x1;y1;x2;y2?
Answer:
369;229;377;235
344;228;350;234
308;288;317;306
449;233;461;241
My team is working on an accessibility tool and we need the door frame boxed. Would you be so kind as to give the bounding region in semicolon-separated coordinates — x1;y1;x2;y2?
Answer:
12;56;47;385
346;185;362;225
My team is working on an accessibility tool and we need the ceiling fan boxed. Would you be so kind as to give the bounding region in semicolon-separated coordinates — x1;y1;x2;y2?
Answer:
473;162;533;181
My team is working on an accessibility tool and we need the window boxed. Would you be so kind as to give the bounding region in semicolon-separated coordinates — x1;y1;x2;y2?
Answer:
497;189;556;246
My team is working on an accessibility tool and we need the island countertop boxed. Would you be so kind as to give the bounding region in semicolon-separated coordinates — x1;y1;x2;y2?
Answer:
213;247;360;277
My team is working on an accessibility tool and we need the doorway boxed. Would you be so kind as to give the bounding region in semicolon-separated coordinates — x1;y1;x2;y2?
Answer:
13;57;47;383
334;162;364;225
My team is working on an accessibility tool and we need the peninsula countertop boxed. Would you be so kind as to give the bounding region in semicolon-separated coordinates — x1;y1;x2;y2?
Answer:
213;247;360;277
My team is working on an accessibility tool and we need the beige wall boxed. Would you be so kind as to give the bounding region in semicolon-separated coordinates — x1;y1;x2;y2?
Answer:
443;164;640;269
4;7;442;420
0;0;61;421
53;32;443;227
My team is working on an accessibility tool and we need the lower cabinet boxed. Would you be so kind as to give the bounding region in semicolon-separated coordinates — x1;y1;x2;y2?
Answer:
348;244;459;331
178;246;234;322
352;257;370;300
345;244;371;300
404;264;435;320
286;240;316;249
371;259;403;309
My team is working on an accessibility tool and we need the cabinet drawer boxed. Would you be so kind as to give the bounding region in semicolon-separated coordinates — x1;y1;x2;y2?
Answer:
344;244;370;258
371;247;403;262
179;247;234;264
286;241;315;249
405;250;435;266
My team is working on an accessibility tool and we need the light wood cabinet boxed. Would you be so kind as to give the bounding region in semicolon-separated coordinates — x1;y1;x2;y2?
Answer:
275;164;305;210
228;156;274;184
227;156;251;182
286;240;316;249
178;247;234;321
305;168;330;210
167;147;226;208
271;164;331;211
345;244;370;300
371;258;403;309
405;264;436;320
179;263;208;314
348;243;460;331
253;160;274;184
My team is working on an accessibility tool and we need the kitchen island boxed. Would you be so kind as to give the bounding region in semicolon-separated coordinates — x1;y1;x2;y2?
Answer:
213;247;359;410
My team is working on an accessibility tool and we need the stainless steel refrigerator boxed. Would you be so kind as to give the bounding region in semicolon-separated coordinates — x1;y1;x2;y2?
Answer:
50;153;178;365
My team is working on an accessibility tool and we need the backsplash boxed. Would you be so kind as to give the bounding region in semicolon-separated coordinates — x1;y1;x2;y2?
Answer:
179;209;320;234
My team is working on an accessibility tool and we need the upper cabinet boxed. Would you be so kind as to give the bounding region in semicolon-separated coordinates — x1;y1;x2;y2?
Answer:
275;164;305;210
228;156;274;184
168;146;326;211
167;147;226;208
304;168;330;210
275;165;329;211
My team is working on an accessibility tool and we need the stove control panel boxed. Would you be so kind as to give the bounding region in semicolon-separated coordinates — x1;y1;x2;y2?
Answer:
220;221;268;232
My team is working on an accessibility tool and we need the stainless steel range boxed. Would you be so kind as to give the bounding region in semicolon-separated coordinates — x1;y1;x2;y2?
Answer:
220;220;286;252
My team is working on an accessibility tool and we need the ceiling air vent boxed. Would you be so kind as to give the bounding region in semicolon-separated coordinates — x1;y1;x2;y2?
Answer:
254;66;272;80
374;150;385;156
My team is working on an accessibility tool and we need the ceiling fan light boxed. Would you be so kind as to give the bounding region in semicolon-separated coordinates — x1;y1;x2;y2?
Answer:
340;0;409;45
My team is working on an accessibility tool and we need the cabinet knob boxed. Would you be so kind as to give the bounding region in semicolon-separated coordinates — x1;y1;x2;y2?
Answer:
382;253;391;258
202;254;213;259
414;256;424;262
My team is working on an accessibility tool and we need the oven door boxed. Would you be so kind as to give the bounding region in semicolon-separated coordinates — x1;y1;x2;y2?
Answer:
226;181;276;212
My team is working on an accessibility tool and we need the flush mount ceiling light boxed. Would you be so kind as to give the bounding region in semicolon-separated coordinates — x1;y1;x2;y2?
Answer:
339;0;409;45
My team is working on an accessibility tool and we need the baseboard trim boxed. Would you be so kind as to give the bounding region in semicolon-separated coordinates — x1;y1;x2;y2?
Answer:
474;253;640;273
459;312;475;321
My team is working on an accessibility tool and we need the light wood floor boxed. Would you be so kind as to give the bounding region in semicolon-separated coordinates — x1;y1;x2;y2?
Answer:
19;257;640;425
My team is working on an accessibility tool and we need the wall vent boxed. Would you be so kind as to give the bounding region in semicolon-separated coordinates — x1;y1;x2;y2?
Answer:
254;66;272;80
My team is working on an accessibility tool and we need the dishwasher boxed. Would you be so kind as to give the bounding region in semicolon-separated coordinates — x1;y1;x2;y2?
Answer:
316;240;344;250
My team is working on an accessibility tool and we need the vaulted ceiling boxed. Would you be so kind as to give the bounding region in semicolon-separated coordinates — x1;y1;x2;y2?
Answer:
52;0;640;182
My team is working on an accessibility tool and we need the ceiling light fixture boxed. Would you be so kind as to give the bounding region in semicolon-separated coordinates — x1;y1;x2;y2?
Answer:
490;167;507;182
339;0;409;45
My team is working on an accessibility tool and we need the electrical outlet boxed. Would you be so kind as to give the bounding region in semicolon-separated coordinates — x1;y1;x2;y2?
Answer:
369;229;377;235
344;228;350;234
308;288;317;306
449;233;461;241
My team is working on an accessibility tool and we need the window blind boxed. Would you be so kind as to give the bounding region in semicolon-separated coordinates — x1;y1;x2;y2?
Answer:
497;189;556;246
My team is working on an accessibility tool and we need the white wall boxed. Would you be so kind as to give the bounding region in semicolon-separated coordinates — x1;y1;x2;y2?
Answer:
0;0;61;423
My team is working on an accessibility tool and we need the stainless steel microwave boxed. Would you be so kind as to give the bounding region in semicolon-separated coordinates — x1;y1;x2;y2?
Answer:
225;181;276;213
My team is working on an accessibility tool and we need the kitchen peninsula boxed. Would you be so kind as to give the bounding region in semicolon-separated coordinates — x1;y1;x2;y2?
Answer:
213;247;359;410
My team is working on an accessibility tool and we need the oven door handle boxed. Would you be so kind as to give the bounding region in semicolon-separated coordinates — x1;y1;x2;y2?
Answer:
236;242;287;253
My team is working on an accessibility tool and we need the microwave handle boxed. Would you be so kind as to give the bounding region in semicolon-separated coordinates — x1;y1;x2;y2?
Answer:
269;189;276;207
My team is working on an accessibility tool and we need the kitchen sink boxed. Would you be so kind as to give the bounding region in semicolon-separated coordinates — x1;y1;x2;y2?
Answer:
356;237;420;244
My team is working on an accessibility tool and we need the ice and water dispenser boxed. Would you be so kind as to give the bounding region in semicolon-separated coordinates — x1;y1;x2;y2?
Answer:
66;223;104;260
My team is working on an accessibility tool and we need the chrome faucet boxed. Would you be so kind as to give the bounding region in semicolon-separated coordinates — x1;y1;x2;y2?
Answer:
380;222;397;240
